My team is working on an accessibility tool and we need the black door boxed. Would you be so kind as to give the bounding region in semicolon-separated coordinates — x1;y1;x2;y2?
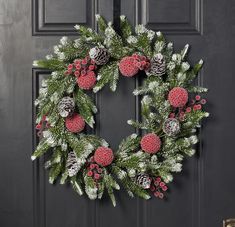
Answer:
0;0;235;227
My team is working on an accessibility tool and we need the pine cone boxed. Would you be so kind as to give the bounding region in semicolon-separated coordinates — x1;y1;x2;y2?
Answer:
163;118;180;136
136;173;151;189
89;47;110;65
149;53;166;76
66;151;79;177
58;96;75;118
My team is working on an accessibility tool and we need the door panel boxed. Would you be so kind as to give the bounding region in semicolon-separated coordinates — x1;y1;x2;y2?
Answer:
0;0;235;227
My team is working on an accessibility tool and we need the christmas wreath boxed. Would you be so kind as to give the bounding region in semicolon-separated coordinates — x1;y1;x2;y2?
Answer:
32;15;209;206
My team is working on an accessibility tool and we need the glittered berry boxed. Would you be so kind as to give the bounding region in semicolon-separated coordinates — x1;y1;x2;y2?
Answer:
90;164;96;170
87;170;93;177
168;87;188;108
94;173;100;180
65;113;85;133
140;133;161;154
162;185;168;191
119;56;139;77
201;99;207;104
94;147;114;167
186;107;192;113
77;71;96;90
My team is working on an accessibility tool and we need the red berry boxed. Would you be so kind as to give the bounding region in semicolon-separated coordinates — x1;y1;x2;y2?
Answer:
97;168;102;173
186;107;192;113
94;147;114;167
119;56;139;77
74;71;80;77
88;65;95;71
90;164;96;170
94;173;100;180
67;64;73;70
140;133;161;154
150;185;156;192
76;64;81;70
162;186;168;191
65;113;85;133
81;70;86;76
159;193;164;199
168;87;188;108
156;177;161;183
160;182;165;187
195;95;201;101
82;59;87;65
74;59;81;65
154;191;160;197
196;104;202;110
87;171;93;177
201;99;207;104
35;124;41;130
191;99;195;105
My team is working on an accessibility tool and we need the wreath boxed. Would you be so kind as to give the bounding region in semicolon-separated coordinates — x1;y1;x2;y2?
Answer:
32;15;209;206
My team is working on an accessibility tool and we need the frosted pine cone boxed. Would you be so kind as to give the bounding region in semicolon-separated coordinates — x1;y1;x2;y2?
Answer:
66;151;79;177
163;118;180;136
136;173;151;189
58;96;75;117
149;53;166;76
89;47;110;65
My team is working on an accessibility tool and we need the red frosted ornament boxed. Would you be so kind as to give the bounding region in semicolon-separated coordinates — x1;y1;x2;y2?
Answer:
168;87;188;108
77;71;96;90
119;56;139;77
65;113;85;133
140;133;161;154
94;147;114;167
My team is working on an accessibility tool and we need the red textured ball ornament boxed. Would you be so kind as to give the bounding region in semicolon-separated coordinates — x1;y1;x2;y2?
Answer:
140;133;161;154
77;71;96;90
94;147;114;167
119;56;139;77
168;87;188;108
65;113;85;133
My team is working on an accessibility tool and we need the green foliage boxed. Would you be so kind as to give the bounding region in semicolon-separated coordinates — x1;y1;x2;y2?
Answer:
74;88;97;127
96;15;108;33
93;61;119;92
120;15;132;40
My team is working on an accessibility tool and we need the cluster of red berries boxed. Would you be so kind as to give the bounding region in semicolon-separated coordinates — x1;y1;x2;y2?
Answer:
131;53;150;71
119;53;150;77
186;95;207;113
169;95;207;121
150;177;168;199
86;156;103;181
35;115;50;136
65;56;97;90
